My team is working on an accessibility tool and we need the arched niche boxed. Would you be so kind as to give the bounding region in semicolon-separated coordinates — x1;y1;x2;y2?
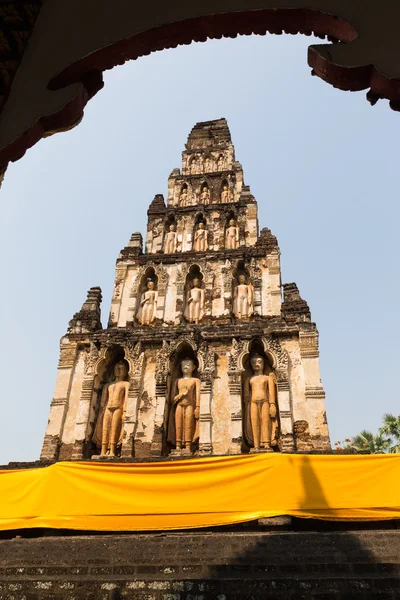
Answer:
164;213;177;232
224;210;240;249
203;153;215;173
232;259;253;317
178;182;190;207
193;211;206;227
164;340;200;456
162;213;178;253
216;154;225;172
220;178;231;203
240;338;280;453
189;155;201;175
199;181;211;205
88;344;130;459
192;212;208;252
135;266;158;324
183;264;205;322
232;259;250;280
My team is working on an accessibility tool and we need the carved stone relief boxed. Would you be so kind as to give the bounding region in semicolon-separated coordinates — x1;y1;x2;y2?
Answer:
163;224;177;253
233;275;254;318
225;219;239;249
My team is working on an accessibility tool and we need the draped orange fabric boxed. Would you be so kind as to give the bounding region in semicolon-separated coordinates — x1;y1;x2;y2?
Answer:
1;454;399;531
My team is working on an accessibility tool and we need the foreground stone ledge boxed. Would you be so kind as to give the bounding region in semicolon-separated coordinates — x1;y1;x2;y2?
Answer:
0;531;400;599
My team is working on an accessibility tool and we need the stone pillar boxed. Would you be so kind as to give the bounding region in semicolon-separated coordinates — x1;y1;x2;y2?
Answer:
176;216;184;253
245;201;258;246
128;270;141;325
175;266;188;322
203;264;214;318
198;376;213;454
183;215;194;252
71;377;95;460
197;345;216;455
266;251;281;317
250;258;262;316
40;340;77;460
121;377;140;458
277;378;295;452
155;265;168;322
299;328;330;449
109;265;127;327
228;370;243;454
120;342;144;457
222;260;233;316
71;344;99;460
151;342;170;456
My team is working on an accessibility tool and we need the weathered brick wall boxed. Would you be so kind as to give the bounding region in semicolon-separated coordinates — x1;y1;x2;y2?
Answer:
0;529;399;599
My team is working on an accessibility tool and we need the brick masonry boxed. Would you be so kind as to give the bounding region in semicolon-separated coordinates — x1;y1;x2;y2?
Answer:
41;119;331;463
0;529;399;599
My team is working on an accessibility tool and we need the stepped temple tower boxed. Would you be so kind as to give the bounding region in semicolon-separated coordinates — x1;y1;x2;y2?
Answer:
41;119;330;461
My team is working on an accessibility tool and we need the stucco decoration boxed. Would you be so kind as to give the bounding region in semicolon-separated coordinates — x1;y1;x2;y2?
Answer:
168;333;197;359
2;1;400;177
261;335;289;381
41;119;330;460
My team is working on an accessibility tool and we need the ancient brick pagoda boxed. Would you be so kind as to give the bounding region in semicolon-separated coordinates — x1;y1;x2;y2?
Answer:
41;118;330;462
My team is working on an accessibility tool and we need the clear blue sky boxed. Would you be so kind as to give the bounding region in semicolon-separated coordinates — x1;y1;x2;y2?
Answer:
0;34;399;464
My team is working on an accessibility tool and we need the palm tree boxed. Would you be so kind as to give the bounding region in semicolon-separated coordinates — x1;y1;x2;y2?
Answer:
352;430;391;454
379;413;400;453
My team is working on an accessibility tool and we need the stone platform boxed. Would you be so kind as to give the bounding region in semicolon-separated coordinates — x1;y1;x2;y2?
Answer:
1;527;400;599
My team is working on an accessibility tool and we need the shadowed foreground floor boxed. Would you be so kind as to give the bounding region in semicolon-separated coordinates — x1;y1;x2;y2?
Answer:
0;526;400;599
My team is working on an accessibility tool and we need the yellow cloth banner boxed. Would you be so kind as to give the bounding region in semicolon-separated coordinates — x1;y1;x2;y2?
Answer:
1;454;400;531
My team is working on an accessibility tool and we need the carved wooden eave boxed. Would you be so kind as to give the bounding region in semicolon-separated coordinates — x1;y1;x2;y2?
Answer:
1;0;400;179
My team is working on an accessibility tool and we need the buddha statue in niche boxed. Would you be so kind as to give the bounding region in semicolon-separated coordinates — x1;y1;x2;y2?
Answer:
137;280;157;325
243;354;278;452
167;358;200;454
200;186;210;205
225;219;239;249
186;277;205;323
92;361;130;457
191;157;200;174
221;185;231;203
193;222;208;252
164;224;177;253
179;187;189;206
233;274;254;318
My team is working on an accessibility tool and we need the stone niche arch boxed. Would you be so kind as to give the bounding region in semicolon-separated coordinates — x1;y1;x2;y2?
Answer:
227;335;293;453
164;338;200;455
203;153;215;173
134;266;158;324
240;338;280;452
232;258;251;281
199;180;211;205
162;212;180;254
85;344;130;459
232;259;252;316
259;334;293;452
192;212;209;252
189;154;201;175
178;182;191;207
220;178;232;204
223;208;240;249
164;212;177;235
216;154;226;172
129;262;167;324
183;264;205;322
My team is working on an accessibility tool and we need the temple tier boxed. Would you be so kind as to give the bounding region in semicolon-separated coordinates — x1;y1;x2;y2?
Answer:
41;119;330;461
